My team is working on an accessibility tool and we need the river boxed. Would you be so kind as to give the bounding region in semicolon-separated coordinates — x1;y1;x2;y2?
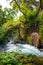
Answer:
0;40;43;57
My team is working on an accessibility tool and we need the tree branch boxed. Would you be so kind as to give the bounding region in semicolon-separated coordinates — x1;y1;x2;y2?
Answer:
14;0;27;20
35;0;43;17
40;0;43;9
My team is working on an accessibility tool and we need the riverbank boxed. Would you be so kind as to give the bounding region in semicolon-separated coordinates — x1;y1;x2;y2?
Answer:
0;52;43;65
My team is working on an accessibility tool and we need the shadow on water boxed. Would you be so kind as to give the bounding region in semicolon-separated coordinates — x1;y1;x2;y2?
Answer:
0;43;7;52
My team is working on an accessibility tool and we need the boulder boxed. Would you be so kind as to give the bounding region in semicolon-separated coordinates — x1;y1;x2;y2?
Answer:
30;32;41;47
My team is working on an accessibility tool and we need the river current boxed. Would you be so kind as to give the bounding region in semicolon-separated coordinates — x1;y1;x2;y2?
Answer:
0;40;43;57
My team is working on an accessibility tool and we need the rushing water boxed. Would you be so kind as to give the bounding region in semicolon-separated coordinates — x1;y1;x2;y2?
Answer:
0;40;43;57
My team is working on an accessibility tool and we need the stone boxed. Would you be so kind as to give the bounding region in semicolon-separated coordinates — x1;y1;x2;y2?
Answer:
30;32;41;47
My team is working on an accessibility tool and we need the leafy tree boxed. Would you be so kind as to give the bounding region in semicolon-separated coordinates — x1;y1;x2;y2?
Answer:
0;5;6;26
10;0;43;46
4;8;15;20
0;0;43;47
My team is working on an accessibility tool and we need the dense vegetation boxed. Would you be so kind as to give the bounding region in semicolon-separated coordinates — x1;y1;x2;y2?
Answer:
0;52;43;65
0;0;43;47
0;0;43;65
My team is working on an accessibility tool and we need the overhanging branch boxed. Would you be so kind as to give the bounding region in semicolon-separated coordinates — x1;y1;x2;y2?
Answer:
35;0;43;16
14;0;27;20
40;0;43;9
